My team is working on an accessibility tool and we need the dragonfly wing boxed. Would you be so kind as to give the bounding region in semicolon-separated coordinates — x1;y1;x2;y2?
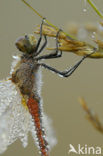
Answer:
0;79;32;153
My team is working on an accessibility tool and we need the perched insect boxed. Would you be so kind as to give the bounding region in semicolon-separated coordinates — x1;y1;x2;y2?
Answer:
0;17;95;156
0;1;100;156
20;0;103;144
0;16;93;156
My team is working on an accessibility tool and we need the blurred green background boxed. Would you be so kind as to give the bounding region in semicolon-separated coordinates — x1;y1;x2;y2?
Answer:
0;0;103;156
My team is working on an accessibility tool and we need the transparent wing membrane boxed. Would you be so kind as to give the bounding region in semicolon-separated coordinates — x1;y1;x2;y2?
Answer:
0;80;32;153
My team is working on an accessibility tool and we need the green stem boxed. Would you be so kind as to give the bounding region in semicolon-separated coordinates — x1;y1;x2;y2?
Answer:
87;0;103;18
21;0;75;39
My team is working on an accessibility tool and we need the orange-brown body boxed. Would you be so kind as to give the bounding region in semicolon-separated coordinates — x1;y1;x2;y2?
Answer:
11;52;49;156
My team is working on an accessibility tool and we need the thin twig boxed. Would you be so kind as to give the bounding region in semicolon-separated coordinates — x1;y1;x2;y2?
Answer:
79;97;103;134
87;0;103;18
21;0;75;39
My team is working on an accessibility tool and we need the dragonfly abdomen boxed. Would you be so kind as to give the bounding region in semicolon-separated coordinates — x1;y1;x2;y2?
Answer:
27;97;49;156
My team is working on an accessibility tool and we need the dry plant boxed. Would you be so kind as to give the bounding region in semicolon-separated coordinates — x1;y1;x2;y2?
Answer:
34;22;103;58
79;97;103;134
33;0;103;58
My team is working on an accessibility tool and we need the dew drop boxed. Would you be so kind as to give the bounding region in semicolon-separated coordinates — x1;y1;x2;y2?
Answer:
83;8;87;12
58;74;64;78
91;32;96;39
93;31;96;35
83;0;87;12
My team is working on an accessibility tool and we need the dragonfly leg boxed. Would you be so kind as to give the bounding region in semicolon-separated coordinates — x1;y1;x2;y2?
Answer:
39;53;92;77
35;18;46;53
36;29;63;60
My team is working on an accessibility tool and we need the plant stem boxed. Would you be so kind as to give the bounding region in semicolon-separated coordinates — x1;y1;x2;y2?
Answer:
21;0;75;39
87;0;103;18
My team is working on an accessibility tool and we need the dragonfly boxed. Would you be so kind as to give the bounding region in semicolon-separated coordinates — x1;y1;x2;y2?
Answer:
0;17;94;156
20;0;103;145
0;1;97;156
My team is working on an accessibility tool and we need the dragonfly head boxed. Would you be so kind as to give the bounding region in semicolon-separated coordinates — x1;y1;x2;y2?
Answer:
15;34;37;54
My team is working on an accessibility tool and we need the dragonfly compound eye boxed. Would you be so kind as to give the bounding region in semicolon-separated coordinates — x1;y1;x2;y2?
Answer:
15;34;37;54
